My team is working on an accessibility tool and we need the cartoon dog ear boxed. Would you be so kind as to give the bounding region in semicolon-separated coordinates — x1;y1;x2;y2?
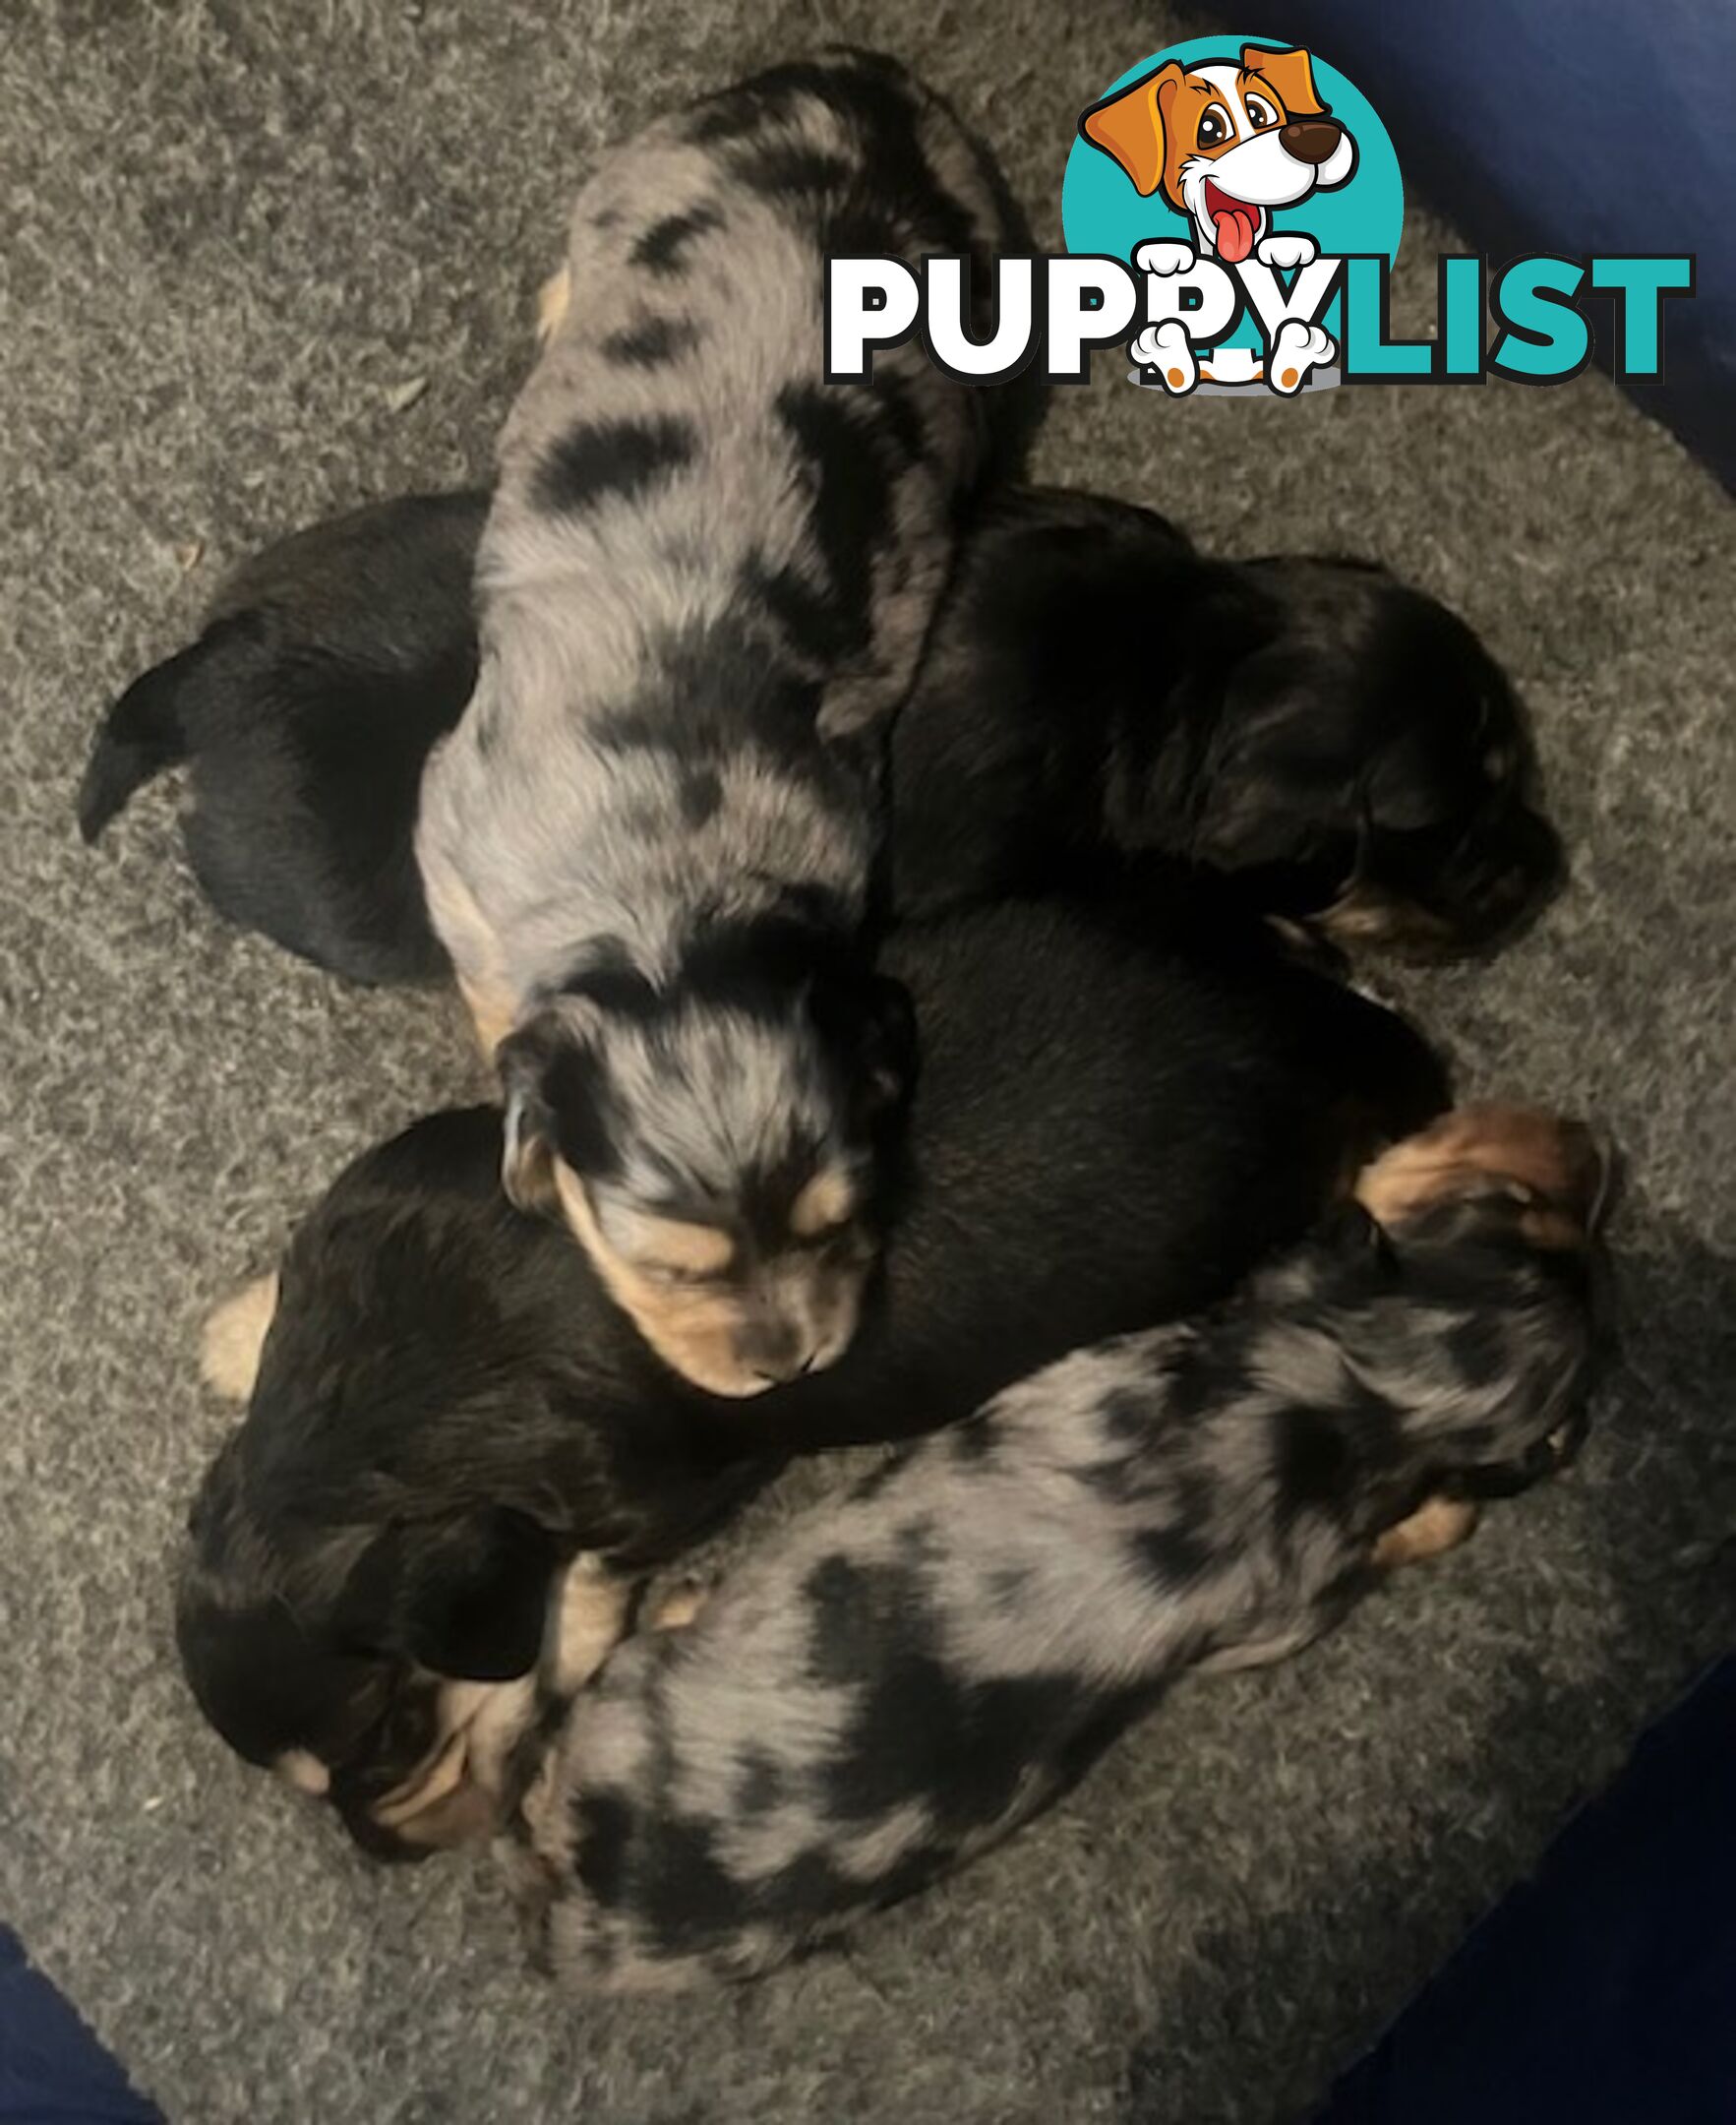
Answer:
1240;43;1329;119
1078;61;1185;199
338;1509;562;1680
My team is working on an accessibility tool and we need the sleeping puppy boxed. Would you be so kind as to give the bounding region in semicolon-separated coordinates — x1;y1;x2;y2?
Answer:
78;493;480;985
415;52;1035;1397
506;1105;1606;1991
84;482;1556;988
891;485;1564;950
178;897;1448;1858
178;1106;770;1859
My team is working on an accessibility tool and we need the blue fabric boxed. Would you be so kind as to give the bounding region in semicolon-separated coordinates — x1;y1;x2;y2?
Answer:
1315;1657;1736;2123
0;1930;159;2125
1278;0;1736;488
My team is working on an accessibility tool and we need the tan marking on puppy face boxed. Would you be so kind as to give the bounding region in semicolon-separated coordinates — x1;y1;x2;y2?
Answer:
535;264;573;345
458;972;518;1062
1371;1493;1480;1570
369;1674;540;1851
613;1210;736;1279
275;1747;330;1796
554;1163;868;1399
1354;1105;1603;1246
200;1272;280;1402
790;1165;857;1239
648;1582;708;1632
1315;881;1457;953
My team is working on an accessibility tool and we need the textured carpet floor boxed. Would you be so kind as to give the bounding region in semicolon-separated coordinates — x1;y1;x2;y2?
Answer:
2;4;1732;2122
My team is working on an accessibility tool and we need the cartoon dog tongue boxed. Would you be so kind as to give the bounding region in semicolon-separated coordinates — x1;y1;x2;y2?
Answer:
1205;182;1260;263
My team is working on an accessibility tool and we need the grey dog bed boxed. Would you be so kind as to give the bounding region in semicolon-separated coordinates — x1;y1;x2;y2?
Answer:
2;3;1731;2120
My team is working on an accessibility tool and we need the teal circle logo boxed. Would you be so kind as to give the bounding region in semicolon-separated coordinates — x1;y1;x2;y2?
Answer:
1062;38;1402;384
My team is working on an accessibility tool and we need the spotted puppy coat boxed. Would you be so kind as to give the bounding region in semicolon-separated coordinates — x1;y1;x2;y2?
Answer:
417;53;1033;1399
509;1108;1605;1989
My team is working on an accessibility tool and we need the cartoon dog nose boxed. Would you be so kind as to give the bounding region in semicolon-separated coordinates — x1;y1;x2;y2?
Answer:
1281;120;1343;165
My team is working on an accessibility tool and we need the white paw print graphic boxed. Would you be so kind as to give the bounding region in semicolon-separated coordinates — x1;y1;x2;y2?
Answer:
1254;233;1319;271
1268;320;1336;394
1133;239;1196;277
1130;319;1197;395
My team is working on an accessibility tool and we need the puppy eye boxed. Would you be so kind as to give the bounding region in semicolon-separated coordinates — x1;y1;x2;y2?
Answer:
1197;106;1229;148
640;1261;718;1290
1244;94;1278;128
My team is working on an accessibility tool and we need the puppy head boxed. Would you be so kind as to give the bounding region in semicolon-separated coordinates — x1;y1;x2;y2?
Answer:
499;925;914;1400
1311;1105;1609;1487
1183;559;1563;954
178;1447;561;1859
1080;46;1353;257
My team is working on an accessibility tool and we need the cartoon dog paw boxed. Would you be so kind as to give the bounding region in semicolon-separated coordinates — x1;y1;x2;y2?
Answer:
1133;239;1196;277
1268;319;1336;395
1130;319;1197;395
1255;232;1318;271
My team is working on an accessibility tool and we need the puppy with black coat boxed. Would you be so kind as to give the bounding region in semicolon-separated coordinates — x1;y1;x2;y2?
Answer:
84;483;1557;986
179;895;1447;1859
416;52;1038;1400
507;1106;1605;1992
78;493;480;985
891;485;1563;949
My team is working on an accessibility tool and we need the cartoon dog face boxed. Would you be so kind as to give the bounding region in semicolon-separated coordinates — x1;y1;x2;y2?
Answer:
1081;44;1356;261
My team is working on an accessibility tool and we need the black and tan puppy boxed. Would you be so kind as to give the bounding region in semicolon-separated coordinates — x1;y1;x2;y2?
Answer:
179;897;1447;1857
84;484;1557;987
891;485;1563;949
506;1106;1605;1991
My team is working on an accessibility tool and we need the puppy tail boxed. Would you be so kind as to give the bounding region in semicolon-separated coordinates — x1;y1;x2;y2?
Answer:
77;637;206;841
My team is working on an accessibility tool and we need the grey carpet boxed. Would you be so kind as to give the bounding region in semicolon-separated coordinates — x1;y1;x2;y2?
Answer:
2;4;1732;2121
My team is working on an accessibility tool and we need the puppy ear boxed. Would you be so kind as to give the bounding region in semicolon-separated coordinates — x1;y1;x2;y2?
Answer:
860;973;918;1115
1078;61;1184;198
338;1509;562;1680
1182;643;1363;891
496;1010;566;1216
1240;43;1328;119
809;969;918;1120
1361;727;1474;832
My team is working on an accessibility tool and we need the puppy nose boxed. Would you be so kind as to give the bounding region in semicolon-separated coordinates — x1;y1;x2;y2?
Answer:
1281;119;1342;165
750;1348;817;1386
741;1317;817;1385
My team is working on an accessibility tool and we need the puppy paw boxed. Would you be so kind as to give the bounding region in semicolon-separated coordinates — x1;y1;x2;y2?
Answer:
1133;239;1196;277
544;1555;633;1698
1268;319;1336;395
1255;232;1318;271
1129;319;1197;395
1371;1493;1480;1570
200;1272;279;1402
